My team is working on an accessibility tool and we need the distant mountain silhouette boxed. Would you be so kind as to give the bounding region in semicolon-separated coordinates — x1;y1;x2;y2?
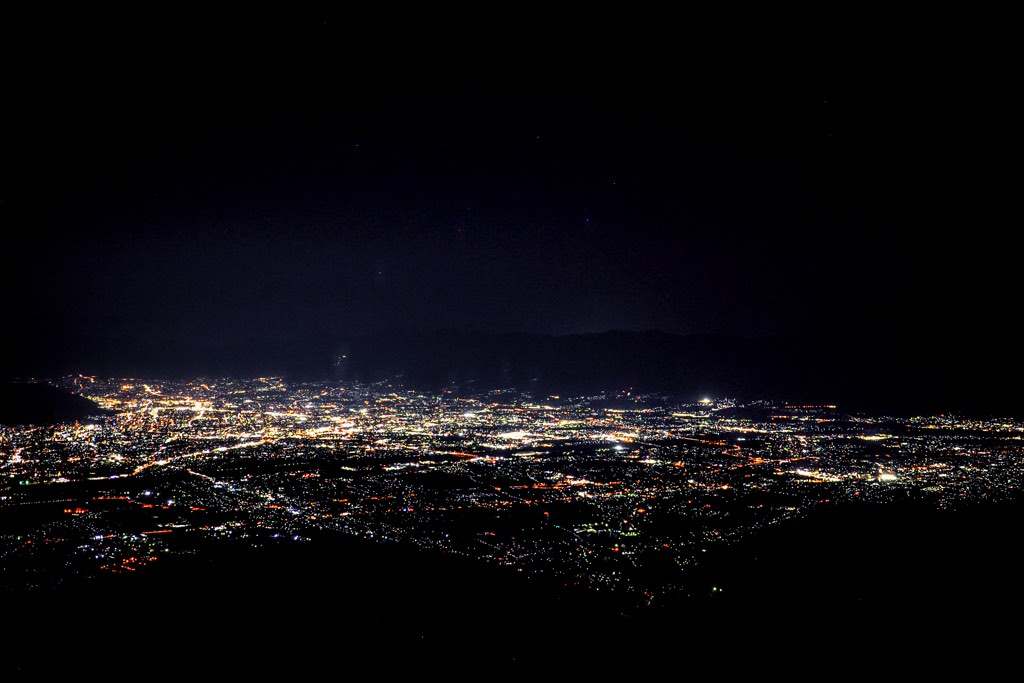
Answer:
0;383;109;426
4;329;1021;417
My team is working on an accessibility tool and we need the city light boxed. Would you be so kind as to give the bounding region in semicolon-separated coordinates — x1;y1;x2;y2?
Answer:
2;377;1021;601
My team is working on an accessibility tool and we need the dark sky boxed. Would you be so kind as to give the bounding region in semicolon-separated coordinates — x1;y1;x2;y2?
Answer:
1;14;1014;362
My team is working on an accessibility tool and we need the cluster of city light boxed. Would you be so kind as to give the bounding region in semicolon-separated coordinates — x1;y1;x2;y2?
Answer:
1;377;1021;599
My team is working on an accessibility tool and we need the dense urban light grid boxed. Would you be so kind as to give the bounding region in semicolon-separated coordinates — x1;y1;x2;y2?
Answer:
4;377;1020;602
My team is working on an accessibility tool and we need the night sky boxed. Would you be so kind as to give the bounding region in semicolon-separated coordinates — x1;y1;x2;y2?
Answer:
2;14;1016;404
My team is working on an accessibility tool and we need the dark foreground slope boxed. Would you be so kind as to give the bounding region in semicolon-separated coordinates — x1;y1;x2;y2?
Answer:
4;533;627;675
6;499;1023;676
679;498;1024;667
0;382;108;426
693;499;1024;607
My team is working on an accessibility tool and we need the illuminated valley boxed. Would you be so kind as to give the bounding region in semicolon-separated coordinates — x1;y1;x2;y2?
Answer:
4;376;1022;604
